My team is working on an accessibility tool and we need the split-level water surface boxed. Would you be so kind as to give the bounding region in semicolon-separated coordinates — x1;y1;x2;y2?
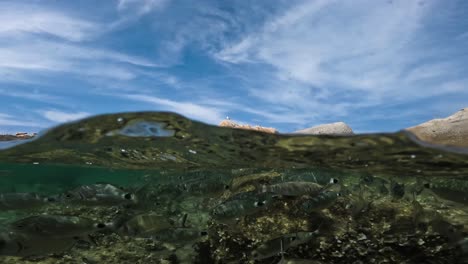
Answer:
0;112;467;263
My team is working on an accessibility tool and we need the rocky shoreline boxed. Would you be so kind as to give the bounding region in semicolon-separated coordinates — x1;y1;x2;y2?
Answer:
220;108;468;148
0;133;36;141
406;108;468;148
1;108;467;148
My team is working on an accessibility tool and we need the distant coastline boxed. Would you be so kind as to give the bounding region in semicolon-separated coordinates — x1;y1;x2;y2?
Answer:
0;107;466;148
0;133;36;141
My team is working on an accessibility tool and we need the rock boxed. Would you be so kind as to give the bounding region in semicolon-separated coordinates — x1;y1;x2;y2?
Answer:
0;133;36;141
406;108;468;148
293;122;354;135
219;120;278;134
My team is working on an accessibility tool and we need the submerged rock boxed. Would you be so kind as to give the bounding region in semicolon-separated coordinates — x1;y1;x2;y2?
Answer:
406;108;468;147
293;122;354;135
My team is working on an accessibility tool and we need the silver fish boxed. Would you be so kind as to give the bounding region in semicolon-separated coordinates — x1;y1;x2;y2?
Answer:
178;180;230;196
390;180;405;199
260;179;338;197
252;230;319;260
0;192;51;210
430;219;465;245
278;258;327;264
347;188;372;217
211;191;276;224
0;231;76;257
11;215;106;238
359;175;389;195
424;184;468;205
151;227;207;243
117;213;173;237
300;191;340;212
61;183;136;206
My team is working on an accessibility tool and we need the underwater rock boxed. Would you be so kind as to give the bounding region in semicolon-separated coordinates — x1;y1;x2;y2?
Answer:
406;107;468;147
219;120;278;134
293;122;354;135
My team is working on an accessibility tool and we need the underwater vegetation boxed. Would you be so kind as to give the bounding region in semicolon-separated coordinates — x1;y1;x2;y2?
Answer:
0;112;467;263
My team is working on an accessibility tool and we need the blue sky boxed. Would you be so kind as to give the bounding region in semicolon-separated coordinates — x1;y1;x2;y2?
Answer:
0;0;467;134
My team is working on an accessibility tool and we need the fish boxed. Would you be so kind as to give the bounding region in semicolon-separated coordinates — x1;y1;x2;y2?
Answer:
282;170;335;185
117;213;174;237
424;184;468;205
278;258;327;264
252;230;319;260
0;231;77;257
115;212;206;244
60;183;137;206
346;188;372;217
0;192;52;211
230;171;282;191
402;179;426;201
411;197;438;226
359;174;389;195
211;191;276;224
411;199;465;245
177;180;230;197
151;227;208;243
390;180;405;199
260;179;338;197
10;215;107;238
410;197;453;240
299;191;340;212
430;219;465;245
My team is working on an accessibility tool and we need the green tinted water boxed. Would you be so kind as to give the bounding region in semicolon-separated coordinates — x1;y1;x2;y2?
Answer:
0;112;466;263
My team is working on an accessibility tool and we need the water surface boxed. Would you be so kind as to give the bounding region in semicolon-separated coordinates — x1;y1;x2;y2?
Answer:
0;112;466;263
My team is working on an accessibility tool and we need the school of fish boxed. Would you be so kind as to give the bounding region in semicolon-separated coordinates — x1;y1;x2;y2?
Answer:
0;170;466;263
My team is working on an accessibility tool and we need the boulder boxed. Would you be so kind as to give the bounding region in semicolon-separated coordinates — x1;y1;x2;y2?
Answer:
293;122;354;135
406;108;468;148
219;120;278;134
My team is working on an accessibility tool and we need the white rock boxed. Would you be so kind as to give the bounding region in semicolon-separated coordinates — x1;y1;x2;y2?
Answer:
293;122;354;135
406;108;468;148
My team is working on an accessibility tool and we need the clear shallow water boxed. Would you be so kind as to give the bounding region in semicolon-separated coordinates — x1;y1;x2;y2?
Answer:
0;112;467;263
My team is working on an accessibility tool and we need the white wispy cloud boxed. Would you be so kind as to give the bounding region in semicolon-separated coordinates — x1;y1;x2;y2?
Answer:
214;0;468;127
1;0;465;134
0;2;99;42
197;97;317;125
121;94;225;124
0;2;161;84
0;113;46;127
0;89;69;105
117;0;170;15
41;110;90;123
0;40;158;77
